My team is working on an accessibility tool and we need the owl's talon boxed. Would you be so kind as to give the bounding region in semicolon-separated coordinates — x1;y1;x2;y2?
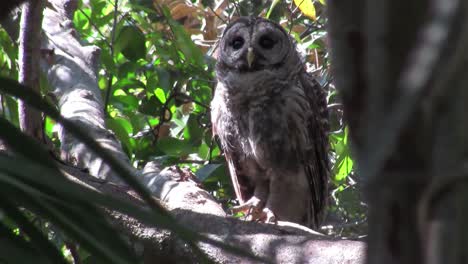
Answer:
231;196;266;220
261;207;277;224
231;198;278;224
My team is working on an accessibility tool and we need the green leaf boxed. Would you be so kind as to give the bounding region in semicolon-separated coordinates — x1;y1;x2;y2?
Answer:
4;95;19;125
183;115;203;146
195;163;222;182
112;93;139;110
106;117;133;155
334;155;354;181
154;88;166;103
44;117;55;138
115;25;146;61
156;137;196;156
74;9;91;31
154;68;171;92
138;95;162;116
191;85;211;106
169;21;205;66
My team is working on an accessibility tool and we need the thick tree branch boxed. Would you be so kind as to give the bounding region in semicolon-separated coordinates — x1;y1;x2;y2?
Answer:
41;0;129;183
61;162;365;263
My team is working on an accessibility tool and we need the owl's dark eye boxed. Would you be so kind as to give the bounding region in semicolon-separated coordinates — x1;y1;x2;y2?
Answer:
259;36;276;49
230;37;244;50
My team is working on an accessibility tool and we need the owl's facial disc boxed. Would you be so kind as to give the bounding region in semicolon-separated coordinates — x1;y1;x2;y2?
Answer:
219;17;291;72
250;23;289;69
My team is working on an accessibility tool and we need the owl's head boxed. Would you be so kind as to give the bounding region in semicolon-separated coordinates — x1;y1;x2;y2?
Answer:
217;17;295;72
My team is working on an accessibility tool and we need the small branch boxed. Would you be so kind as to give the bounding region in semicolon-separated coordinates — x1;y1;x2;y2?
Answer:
18;0;45;140
103;0;119;114
208;5;226;24
176;159;206;164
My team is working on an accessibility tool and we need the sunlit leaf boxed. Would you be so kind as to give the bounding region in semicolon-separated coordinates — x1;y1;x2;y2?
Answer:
335;155;354;181
168;20;205;67
155;88;166;103
293;0;316;20
183;115;203;146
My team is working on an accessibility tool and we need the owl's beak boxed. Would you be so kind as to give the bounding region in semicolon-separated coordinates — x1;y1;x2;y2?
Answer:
247;47;254;68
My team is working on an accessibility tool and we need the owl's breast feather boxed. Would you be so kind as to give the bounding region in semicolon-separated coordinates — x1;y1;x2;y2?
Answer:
212;77;310;170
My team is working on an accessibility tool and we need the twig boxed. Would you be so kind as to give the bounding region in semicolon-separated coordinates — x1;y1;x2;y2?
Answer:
103;0;119;114
208;5;226;24
177;159;207;164
231;0;241;17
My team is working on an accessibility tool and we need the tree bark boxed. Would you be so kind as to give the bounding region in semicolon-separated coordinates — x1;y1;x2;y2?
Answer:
18;0;45;140
41;0;130;183
328;0;468;263
59;161;365;263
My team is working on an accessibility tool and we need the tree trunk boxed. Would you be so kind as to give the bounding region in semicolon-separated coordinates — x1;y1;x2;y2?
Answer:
328;0;468;263
18;0;45;140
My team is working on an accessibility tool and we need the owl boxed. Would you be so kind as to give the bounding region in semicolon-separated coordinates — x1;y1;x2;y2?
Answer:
211;17;330;229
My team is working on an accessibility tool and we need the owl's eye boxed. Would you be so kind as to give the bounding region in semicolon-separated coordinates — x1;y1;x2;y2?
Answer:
230;37;244;50
259;36;275;49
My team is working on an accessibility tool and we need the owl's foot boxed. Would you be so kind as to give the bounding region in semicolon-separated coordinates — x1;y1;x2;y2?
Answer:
261;207;277;224
231;196;264;220
231;197;277;224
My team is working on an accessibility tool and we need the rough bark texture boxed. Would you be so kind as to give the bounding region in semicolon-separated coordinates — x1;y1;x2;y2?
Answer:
18;0;45;139
41;0;129;183
35;0;366;262
60;162;365;263
328;0;468;263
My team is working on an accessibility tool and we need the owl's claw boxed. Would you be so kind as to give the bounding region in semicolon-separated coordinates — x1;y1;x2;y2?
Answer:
231;197;277;224
231;196;263;219
261;207;277;224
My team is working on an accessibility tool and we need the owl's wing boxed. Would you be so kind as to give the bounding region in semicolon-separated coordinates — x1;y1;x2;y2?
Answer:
300;73;330;228
225;152;247;204
211;86;252;205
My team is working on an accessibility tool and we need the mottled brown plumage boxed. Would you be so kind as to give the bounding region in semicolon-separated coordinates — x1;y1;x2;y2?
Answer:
211;17;329;229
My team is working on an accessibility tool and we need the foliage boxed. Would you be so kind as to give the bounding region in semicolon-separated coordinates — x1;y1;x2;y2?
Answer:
0;0;367;262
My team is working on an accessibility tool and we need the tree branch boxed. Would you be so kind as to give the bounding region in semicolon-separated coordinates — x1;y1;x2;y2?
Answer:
18;0;45;140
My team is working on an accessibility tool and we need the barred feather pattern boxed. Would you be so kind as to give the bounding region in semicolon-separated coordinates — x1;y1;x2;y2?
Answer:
212;17;330;229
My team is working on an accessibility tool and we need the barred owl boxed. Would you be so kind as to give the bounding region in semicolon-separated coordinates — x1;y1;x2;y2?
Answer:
211;17;330;229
